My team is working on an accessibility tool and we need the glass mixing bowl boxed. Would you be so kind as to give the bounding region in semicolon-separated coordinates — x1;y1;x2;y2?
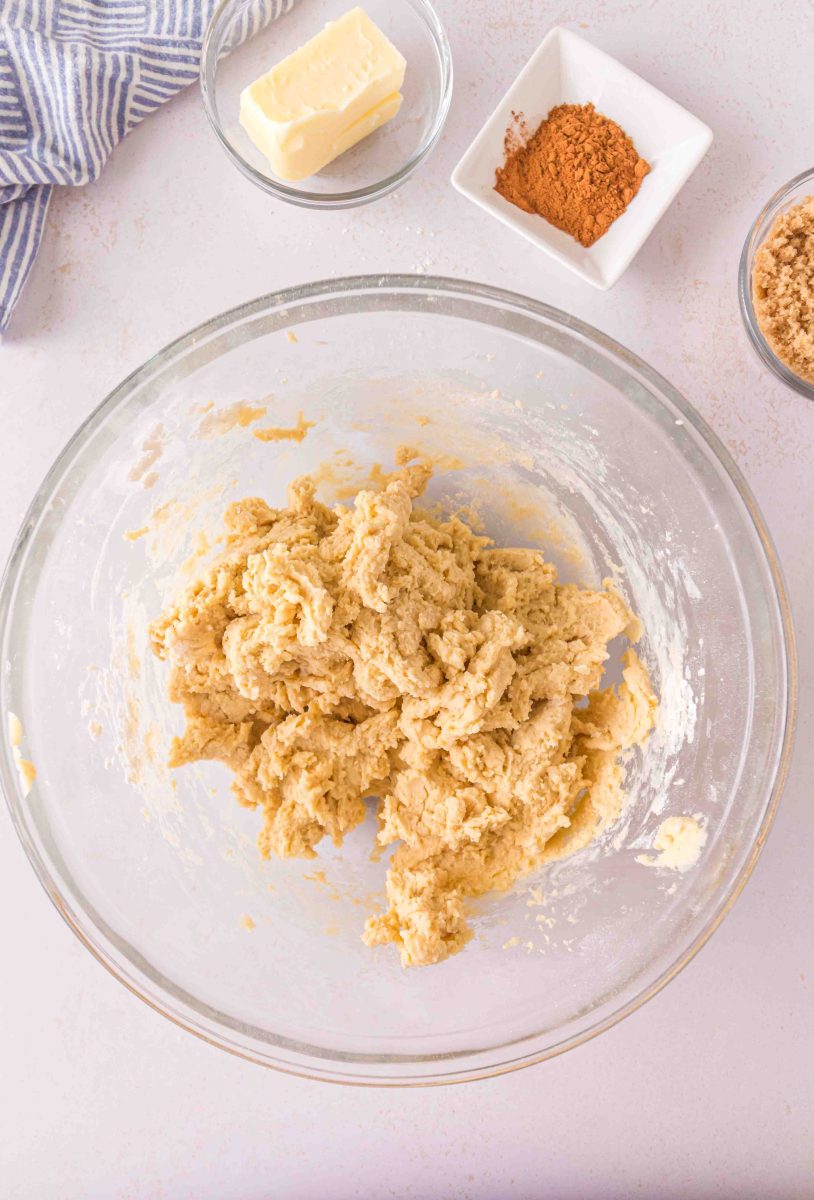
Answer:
201;0;453;208
0;277;795;1085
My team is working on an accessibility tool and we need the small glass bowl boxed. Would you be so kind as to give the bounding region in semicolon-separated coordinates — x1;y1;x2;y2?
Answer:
200;0;453;209
738;166;814;401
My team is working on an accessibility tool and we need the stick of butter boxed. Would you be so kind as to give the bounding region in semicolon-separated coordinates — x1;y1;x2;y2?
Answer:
239;7;407;183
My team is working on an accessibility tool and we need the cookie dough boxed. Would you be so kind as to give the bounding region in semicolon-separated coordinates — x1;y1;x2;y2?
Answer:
150;460;656;966
636;815;707;872
7;711;36;797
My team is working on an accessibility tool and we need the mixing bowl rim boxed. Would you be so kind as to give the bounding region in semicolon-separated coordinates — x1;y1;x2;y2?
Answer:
0;274;797;1086
199;0;454;209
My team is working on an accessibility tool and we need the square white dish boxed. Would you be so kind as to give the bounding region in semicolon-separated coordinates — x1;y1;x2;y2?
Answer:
451;26;713;289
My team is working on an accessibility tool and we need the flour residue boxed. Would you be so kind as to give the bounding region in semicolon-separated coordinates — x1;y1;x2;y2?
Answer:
128;424;166;486
196;402;267;439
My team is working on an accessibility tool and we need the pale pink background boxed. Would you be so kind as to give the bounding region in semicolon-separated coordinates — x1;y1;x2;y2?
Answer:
1;0;812;1195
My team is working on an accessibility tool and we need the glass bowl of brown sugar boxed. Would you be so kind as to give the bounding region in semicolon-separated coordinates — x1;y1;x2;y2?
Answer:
739;167;814;400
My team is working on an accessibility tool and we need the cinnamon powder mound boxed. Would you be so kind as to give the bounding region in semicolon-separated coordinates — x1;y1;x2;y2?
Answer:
495;103;650;247
752;196;814;385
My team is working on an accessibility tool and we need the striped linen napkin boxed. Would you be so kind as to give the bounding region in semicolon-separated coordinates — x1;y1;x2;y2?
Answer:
0;0;289;335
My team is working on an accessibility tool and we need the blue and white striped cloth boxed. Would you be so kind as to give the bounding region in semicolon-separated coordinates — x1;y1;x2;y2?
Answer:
0;0;287;335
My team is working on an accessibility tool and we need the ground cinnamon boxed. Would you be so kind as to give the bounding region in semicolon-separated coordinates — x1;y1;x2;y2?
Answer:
495;103;650;247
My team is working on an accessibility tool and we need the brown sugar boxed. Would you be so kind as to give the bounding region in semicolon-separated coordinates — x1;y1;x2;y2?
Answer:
752;196;814;385
494;103;650;247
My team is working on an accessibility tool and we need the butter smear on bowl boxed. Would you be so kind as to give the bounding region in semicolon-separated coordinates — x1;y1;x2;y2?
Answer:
239;7;406;183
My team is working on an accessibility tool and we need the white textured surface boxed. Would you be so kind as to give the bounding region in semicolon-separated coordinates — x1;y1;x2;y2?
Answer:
1;0;812;1195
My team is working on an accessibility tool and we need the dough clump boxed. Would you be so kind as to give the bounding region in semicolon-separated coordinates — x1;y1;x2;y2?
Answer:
150;462;656;967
